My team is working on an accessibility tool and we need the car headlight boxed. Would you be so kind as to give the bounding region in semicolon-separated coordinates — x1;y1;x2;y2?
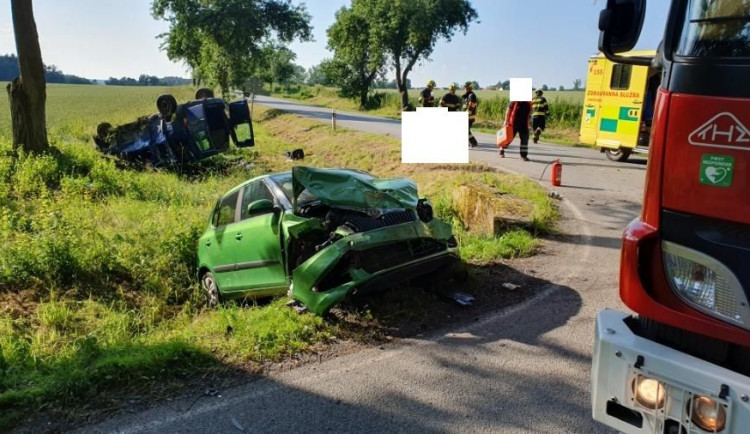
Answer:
662;241;750;330
691;395;727;432
633;375;666;409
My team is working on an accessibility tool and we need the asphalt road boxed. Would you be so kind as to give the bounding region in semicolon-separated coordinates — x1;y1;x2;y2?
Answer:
85;96;648;433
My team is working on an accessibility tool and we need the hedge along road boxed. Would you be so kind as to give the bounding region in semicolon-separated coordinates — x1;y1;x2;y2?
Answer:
87;95;647;433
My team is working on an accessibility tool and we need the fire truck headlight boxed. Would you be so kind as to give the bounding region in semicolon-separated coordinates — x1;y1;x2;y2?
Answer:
662;241;749;329
633;375;666;409
691;396;727;432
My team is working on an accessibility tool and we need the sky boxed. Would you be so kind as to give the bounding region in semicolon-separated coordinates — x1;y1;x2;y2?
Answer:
0;0;671;87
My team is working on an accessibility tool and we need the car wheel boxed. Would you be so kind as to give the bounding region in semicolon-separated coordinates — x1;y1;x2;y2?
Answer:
195;87;214;99
604;148;632;162
96;122;112;139
202;272;221;308
156;94;178;118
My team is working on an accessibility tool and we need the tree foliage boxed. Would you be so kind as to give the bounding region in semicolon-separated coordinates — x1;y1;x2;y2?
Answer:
325;4;385;108
152;0;312;96
573;78;582;90
0;54;93;84
356;0;478;108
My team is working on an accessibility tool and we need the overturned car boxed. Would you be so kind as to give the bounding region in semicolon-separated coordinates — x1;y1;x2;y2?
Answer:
197;166;459;314
94;88;255;166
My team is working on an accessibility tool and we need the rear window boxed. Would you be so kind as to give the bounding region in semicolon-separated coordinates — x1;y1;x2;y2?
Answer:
212;191;239;227
677;0;750;58
610;64;632;90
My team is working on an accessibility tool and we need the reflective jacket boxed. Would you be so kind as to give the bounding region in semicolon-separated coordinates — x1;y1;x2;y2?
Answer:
531;96;549;117
462;91;478;119
440;93;461;111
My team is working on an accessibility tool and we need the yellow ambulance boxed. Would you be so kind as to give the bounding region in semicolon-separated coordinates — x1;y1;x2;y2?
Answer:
579;50;659;162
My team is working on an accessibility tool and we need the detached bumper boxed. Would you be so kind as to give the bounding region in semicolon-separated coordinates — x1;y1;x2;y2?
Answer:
592;309;750;433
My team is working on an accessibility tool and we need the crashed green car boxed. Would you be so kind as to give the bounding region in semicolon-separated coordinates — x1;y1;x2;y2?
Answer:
197;166;459;314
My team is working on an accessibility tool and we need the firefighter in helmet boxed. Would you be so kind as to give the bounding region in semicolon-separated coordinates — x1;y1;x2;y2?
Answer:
419;80;436;107
439;84;461;111
531;89;549;143
463;81;479;148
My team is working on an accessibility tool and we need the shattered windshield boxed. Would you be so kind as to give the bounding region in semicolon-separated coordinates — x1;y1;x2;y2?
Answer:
677;0;750;57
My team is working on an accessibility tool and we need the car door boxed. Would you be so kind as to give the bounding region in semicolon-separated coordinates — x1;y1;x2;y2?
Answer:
231;179;288;294
201;189;243;292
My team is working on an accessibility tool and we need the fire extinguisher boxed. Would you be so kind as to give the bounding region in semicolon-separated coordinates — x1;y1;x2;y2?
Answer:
551;159;562;186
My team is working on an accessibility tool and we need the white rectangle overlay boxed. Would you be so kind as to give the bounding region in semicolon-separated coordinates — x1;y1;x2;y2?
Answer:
401;107;469;164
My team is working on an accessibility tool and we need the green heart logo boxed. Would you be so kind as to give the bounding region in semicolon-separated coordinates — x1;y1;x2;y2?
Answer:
705;166;727;184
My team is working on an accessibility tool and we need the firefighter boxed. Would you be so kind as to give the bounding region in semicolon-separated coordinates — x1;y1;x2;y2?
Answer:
419;80;436;107
439;84;461;111
531;89;549;143
462;81;479;148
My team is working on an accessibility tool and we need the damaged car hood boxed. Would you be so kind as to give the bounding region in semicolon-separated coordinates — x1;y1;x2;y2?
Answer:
291;166;419;212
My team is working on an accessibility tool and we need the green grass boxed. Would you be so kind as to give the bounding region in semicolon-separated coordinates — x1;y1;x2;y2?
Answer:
0;84;558;429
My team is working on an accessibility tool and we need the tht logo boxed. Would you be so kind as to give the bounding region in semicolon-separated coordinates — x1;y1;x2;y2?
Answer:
689;112;750;150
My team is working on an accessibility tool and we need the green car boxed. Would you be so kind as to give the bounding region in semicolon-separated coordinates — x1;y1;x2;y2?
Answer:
197;166;459;315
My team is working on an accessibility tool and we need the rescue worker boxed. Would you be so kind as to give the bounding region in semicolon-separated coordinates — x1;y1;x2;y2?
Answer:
419;80;436;107
439;84;461;111
531;89;549;143
462;81;479;148
500;100;532;160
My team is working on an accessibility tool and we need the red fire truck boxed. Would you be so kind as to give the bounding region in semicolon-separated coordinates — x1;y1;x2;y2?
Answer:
591;0;750;433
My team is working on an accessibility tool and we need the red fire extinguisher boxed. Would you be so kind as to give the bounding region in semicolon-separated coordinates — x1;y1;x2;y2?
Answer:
551;159;562;186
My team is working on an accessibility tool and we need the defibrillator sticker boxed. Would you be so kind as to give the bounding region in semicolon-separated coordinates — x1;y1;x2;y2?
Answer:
699;154;734;187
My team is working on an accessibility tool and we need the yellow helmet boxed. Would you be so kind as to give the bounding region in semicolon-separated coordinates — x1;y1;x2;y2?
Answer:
427;80;436;87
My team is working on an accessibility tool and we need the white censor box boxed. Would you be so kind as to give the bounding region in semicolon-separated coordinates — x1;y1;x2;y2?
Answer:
401;107;469;163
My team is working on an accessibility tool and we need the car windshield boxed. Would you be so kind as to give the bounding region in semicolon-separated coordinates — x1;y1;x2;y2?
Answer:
270;173;318;205
677;0;750;58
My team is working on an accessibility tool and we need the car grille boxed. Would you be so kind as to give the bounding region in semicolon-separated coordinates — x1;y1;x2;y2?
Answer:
351;238;447;274
343;210;416;232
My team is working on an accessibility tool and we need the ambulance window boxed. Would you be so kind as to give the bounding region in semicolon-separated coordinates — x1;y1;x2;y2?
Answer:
610;64;632;90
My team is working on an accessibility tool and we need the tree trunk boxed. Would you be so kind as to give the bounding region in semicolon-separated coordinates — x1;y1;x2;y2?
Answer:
395;62;409;110
359;88;368;109
7;0;48;153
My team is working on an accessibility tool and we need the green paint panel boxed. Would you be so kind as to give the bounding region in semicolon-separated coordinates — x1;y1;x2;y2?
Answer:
618;107;639;121
699;154;734;188
600;118;618;132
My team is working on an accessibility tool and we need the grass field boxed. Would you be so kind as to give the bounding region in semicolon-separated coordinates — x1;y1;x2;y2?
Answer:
0;83;558;429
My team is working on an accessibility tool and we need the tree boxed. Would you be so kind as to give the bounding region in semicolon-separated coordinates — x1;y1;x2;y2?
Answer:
501;80;510;90
306;63;330;86
6;0;48;153
573;79;582;91
541;84;549;91
352;0;478;109
558;85;565;91
326;4;385;108
152;0;312;96
470;80;481;90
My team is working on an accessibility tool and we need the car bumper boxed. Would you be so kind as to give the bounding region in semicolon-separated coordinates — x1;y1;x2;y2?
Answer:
291;220;458;315
592;309;750;433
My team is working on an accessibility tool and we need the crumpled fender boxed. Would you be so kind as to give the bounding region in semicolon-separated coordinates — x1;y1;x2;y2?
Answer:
292;219;454;314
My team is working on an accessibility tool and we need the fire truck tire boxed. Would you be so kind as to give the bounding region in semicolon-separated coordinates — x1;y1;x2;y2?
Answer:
604;148;632;162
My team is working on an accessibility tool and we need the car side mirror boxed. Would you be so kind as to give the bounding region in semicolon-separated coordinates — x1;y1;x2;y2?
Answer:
598;0;651;66
247;199;276;216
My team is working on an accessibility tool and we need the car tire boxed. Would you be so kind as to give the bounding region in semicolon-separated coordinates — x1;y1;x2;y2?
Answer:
201;272;221;308
195;87;214;99
604;148;632;162
96;122;112;139
156;94;178;118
